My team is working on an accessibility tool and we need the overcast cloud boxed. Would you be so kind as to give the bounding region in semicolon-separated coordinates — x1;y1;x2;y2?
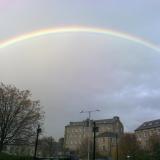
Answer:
0;0;160;138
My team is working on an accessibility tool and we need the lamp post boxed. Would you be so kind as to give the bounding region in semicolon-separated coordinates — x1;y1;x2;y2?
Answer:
92;122;99;160
80;109;100;160
34;125;41;160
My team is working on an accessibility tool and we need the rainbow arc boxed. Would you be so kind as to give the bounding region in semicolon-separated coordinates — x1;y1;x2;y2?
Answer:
0;26;160;52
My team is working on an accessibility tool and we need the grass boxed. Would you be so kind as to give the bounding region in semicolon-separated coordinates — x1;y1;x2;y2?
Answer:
0;152;32;160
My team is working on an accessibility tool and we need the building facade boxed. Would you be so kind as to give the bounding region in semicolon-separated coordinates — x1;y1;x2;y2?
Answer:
96;132;118;156
64;116;124;153
135;119;160;148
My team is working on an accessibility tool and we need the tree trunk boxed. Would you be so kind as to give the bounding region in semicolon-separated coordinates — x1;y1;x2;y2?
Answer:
0;143;4;153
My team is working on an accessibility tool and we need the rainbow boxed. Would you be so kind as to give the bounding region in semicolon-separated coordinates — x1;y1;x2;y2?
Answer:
0;26;160;52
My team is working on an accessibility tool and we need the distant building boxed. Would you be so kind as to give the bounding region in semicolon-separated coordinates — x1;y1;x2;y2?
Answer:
64;116;124;154
5;144;34;156
135;119;160;147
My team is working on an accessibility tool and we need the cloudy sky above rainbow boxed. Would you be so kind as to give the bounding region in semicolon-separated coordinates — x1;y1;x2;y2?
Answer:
1;0;160;138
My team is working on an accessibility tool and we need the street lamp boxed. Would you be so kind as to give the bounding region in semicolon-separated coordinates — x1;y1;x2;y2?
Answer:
80;109;100;160
34;125;41;159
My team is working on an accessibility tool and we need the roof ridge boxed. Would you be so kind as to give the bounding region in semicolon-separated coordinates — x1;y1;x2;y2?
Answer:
135;118;160;131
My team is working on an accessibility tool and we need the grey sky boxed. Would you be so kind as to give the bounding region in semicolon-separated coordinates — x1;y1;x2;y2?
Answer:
0;0;160;138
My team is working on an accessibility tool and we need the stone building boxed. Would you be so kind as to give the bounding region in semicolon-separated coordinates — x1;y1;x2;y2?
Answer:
135;119;160;147
64;116;124;153
96;132;118;156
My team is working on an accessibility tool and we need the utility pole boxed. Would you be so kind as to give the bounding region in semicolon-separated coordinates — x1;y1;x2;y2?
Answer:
80;109;100;160
92;122;98;160
109;137;112;158
116;133;118;160
34;125;41;160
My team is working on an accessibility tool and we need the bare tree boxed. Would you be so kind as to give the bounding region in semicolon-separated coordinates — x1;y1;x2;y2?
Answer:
0;83;44;152
78;137;93;158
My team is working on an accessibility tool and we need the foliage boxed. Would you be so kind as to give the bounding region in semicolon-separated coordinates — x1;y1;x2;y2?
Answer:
95;151;109;159
117;133;160;160
118;133;140;160
0;83;44;152
77;137;93;158
38;136;55;157
135;150;151;160
147;134;160;160
58;137;64;152
0;152;32;160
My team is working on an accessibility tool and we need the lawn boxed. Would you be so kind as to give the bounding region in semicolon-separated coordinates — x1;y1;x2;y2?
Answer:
0;153;32;160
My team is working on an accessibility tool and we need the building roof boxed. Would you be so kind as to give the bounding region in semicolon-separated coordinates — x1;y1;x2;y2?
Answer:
95;118;114;124
66;116;120;127
135;119;160;131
